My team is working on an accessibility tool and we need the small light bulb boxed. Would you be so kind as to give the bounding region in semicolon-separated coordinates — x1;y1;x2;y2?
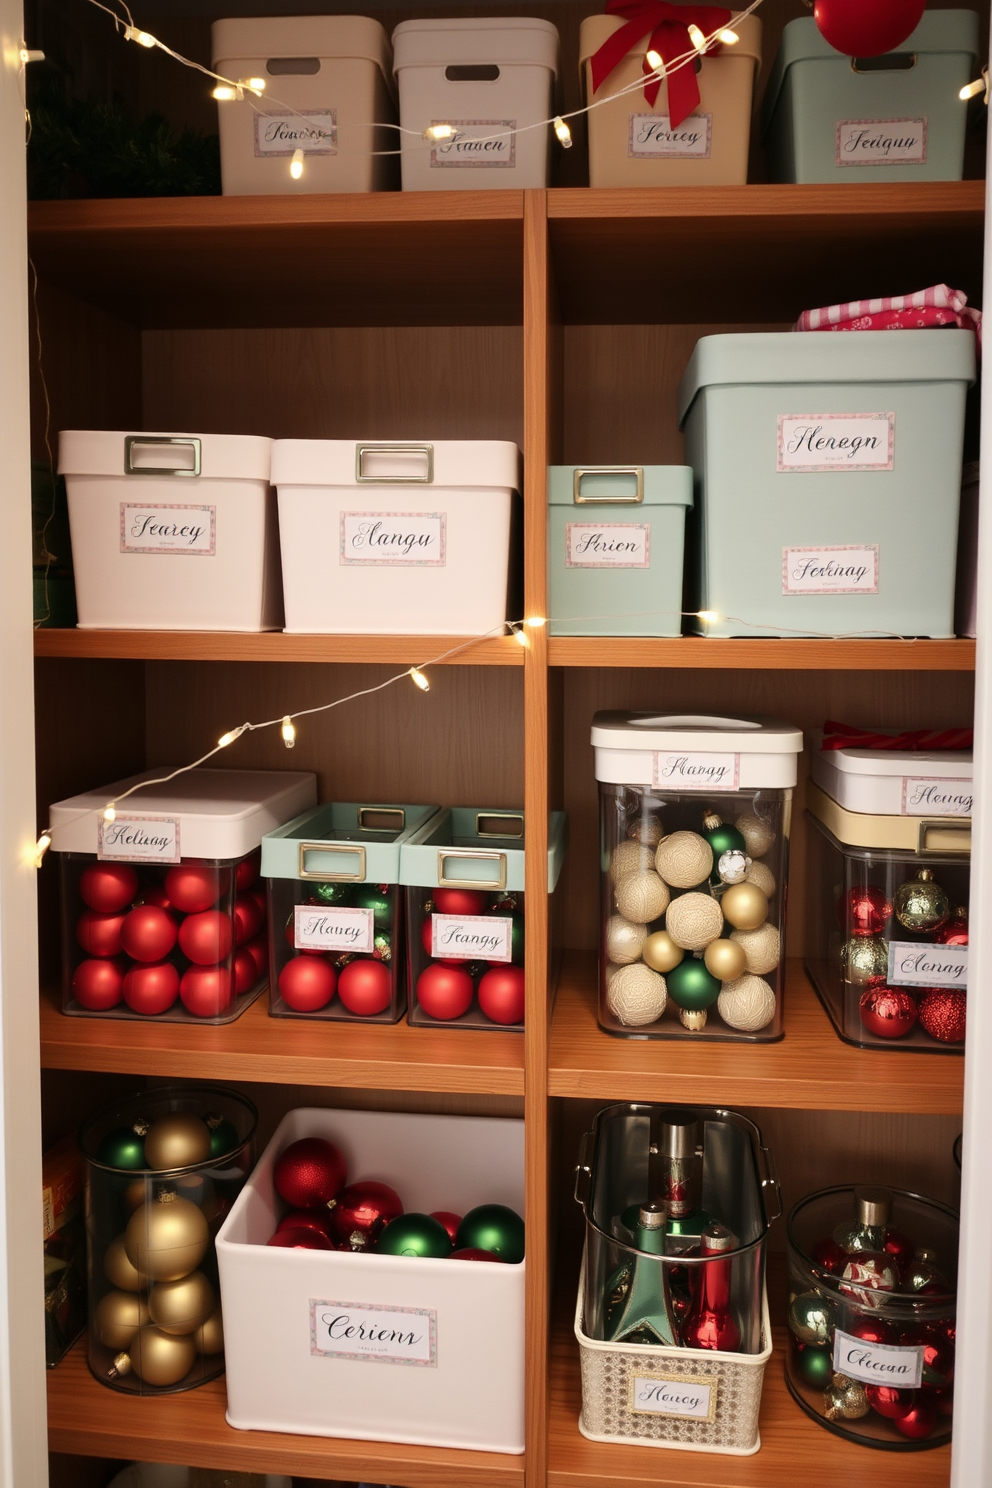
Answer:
424;123;456;142
33;831;52;868
960;77;986;100
687;23;707;51
409;667;431;692
212;85;239;101
245;76;266;91
645;48;665;73
103;806;116;823
124;26;157;47
718;28;739;45
524;615;547;628
512;627;530;649
289;148;305;179
217;729;239;748
697;609;720;624
553;116;572;148
19;47;44;64
281;715;296;749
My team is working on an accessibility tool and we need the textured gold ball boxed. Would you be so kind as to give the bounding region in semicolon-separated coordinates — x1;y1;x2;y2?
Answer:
680;1008;708;1032
614;870;670;924
606;914;648;966
730;923;781;975
606;963;667;1027
96;1290;149;1351
144;1115;212;1172
627;816;663;847
104;1233;145;1292
839;936;889;987
130;1324;197;1387
665;892;724;951
195;1308;224;1355
735;813;776;859
642;931;684;974
721;881;769;931
148;1272;215;1336
703;937;747;981
894;869;951;934
744;859;776;898
717;974;777;1032
655;831;713;890
610;840;656;883
125;1196;209;1282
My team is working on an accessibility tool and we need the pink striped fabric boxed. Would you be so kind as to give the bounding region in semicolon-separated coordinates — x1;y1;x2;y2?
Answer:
794;284;981;346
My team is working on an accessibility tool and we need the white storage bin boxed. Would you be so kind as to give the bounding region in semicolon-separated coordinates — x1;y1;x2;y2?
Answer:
392;18;559;190
811;733;973;819
272;438;520;634
217;1106;525;1452
212;17;395;196
58;431;282;632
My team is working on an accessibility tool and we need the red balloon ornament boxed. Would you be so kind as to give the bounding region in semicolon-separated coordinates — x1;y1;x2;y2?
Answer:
246;934;269;977
416;962;474;1021
478;964;525;1025
235;852;260;891
866;1384;916;1420
432;887;488;916
120;905;178;963
274;1137;347;1209
123;960;180;1015
842;885;893;937
918;989;966;1044
72;956;126;1010
279;954;336;1012
452;1248;500;1261
338;958;392;1017
233;893;262;946
845;1313;894;1346
179;963;233;1018
860;985;917;1039
165;860;228;914
811;1237;848;1276
893;1397;937;1440
331;1180;404;1248
178;909;234;966
431;1211;462;1245
813;0;925;58
76;908;126;959
79;862;138;914
267;1227;335;1250
233;947;258;996
135;883;172;910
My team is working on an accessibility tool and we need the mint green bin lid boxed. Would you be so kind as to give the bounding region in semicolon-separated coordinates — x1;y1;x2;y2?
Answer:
400;806;568;893
262;801;440;884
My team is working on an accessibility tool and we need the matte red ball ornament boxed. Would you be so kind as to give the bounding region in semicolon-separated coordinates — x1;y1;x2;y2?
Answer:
866;1384;916;1420
79;862;138;914
331;1180;404;1247
338;958;392;1017
233;947;257;996
123;960;181;1015
432;887;488;916
250;884;268;920
165;861;228;914
274;1137;347;1209
76;909;126;959
246;934;269;977
179;963;233;1018
233;893;262;946
813;0;925;57
267;1227;335;1250
120;904;178;963
811;1237;848;1276
478;965;526;1025
278;955;336;1012
416;962;474;1021
136;884;172;910
452;1248;499;1261
918;989;966;1044
178;909;234;966
430;1211;462;1245
893;1397;937;1440
276;1209;335;1240
842;885;893;937
235;852;260;891
859;985;918;1039
72;956;126;1010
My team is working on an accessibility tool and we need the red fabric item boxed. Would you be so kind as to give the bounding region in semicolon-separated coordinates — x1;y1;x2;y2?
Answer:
821;720;974;752
795;284;981;348
590;0;733;125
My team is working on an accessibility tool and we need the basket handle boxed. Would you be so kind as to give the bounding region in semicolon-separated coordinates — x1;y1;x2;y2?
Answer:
758;1143;782;1225
574;1130;594;1209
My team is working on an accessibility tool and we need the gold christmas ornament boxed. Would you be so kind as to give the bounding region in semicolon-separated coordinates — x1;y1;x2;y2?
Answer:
665;891;724;951
703;937;747;981
195;1307;224;1355
144;1114;212;1172
720;881;769;931
744;859;776;899
823;1375;870;1422
642;930;684;974
105;1351;132;1380
96;1290;149;1351
655;831;713;889
717;974;776;1032
148;1271;215;1336
125;1193;209;1282
627;815;663;847
605;914;648;966
130;1324;197;1387
894;869;951;934
124;1177;148;1211
104;1233;145;1292
610;840;656;883
680;1008;708;1032
840;935;889;987
730;923;781;976
606;963;667;1027
614;869;670;924
734;813;776;859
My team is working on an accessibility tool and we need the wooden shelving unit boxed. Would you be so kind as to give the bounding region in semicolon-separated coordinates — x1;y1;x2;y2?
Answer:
33;629;524;666
547;637;977;670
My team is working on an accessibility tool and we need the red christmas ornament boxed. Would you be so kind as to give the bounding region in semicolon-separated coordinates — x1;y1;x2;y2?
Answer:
936;911;968;947
813;0;925;58
338;959;392;1017
930;1385;955;1419
478;965;526;1025
135;883;172;910
233;947;258;996
274;1137;347;1209
845;1314;894;1346
233;893;262;946
76;908;126;959
810;1237;847;1276
883;1228;916;1271
79;862;138;914
235;852;260;891
916;1323;955;1388
178;909;234;966
859;985;918;1039
842;885;893;937
840;1251;899;1305
179;963;233;1018
276;1209;335;1241
452;1248;499;1261
432;887;488;916
245;934;269;977
918;989;966;1044
123;960;180;1015
267;1226;335;1250
279;955;336;1012
330;1180;404;1247
431;1211;462;1245
893;1397;937;1440
164;860;229;914
866;1383;916;1420
72;956;126;1010
416;963;474;1021
250;884;268;920
120;904;178;963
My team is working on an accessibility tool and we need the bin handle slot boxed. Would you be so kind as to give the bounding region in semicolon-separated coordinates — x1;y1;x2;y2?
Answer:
124;435;201;477
476;812;524;839
298;842;367;880
358;806;406;832
356;443;434;483
917;819;971;855
266;56;321;74
573;467;644;504
851;52;917;72
437;848;507;889
445;63;500;81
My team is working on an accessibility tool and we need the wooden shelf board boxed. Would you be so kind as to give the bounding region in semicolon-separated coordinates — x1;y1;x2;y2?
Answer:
548;952;963;1114
33;629;524;666
39;983;524;1096
47;1341;524;1487
547;637;975;671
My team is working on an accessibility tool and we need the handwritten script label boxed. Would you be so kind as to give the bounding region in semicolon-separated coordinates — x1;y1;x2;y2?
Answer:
98;815;180;864
833;1329;923;1388
836;117;927;167
565;522;650;568
887;941;968;992
310;1300;436;1366
783;545;879;596
254;111;337;157
901;777;973;817
778;414;895;473
630;1374;717;1420
431;120;515;168
340;513;445;567
652;752;740;791
628;112;712;158
431;913;511;963
294;905;374;953
120;503;215;556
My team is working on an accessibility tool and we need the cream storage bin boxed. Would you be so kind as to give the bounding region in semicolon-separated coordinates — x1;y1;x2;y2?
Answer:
272;439;520;634
579;14;761;187
392;18;559;190
216;1106;525;1452
59;431;282;631
677;330;976;637
762;13;979;185
212;17;395;195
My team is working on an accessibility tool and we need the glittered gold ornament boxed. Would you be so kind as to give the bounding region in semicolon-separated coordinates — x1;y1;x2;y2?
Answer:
730;923;780;976
744;859;776;898
606;963;667;1027
720;881;768;931
894;869;951;934
143;1114;212;1172
734;813;776;859
680;1008;708;1032
125;1193;209;1282
717;974;776;1032
104;1233;145;1291
642;930;684;974
839;935;889;987
148;1271;215;1336
130;1324;197;1387
614;870;670;924
606;914;648;966
823;1375;869;1422
105;1351;132;1380
703;937;747;981
655;831;713;890
96;1289;149;1351
610;840;656;883
195;1307;224;1355
627;815;664;847
665;892;724;951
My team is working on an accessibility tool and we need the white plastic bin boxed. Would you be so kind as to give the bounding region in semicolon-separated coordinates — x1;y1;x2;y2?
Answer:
216;1106;525;1452
392;18;559;190
212;17;395;195
272;438;520;634
59;431;282;631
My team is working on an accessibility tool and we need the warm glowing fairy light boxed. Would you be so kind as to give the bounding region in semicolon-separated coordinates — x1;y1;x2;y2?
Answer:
124;26;157;47
553;116;573;147
697;610;721;624
103;806;116;823
289;149;305;179
718;28;740;44
645;48;665;73
409;667;431;692
687;24;707;51
280;716;297;748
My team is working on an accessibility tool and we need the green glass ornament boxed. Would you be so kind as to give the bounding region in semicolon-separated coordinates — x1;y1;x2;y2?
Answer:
312;882;351;906
352;884;393;932
455;1204;525;1263
97;1127;147;1170
788;1290;836;1347
377;1213;452;1259
798;1344;834;1389
703;814;747;885
204;1115;239;1161
666;957;721;1012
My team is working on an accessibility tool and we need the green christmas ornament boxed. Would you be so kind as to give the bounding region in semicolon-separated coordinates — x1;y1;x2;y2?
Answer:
456;1204;525;1264
97;1127;147;1170
352;884;393;932
204;1114;239;1161
798;1344;834;1389
372;934;392;963
377;1213;452;1259
666;957;721;1012
788;1290;836;1347
703;813;747;884
312;882;351;906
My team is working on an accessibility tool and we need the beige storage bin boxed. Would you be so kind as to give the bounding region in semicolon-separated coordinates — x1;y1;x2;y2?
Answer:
579;14;761;187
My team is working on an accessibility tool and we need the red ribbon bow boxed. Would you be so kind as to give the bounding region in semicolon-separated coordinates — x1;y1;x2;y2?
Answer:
821;721;974;753
590;1;733;127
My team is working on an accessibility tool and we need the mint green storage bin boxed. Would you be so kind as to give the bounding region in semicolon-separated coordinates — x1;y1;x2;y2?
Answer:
677;329;976;639
548;466;693;636
761;13;979;184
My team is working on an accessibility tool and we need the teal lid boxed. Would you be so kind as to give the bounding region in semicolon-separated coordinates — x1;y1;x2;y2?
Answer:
261;801;440;884
548;465;693;508
399;806;568;893
678;328;977;428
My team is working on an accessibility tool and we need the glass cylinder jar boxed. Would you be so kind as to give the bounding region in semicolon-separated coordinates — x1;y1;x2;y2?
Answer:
81;1087;256;1394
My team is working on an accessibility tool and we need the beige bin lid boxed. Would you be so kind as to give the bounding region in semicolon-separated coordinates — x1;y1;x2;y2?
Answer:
579;11;761;77
807;780;971;855
213;16;392;83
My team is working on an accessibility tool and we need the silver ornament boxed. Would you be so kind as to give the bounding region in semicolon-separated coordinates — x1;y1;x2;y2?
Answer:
717;849;751;885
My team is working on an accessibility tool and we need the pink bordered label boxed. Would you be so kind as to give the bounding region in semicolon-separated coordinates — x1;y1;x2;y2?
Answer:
294;905;374;953
783;544;879;596
430;120;516;168
120;503;215;555
836;117;927;167
777;414;895;473
98;815;181;864
310;1300;437;1367
254;110;337;158
565;522;650;568
340;513;446;567
901;777;973;817
431;913;511;963
651;752;740;791
628;112;711;159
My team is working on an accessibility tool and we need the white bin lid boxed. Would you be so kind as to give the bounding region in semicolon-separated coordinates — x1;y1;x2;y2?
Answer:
811;731;973;781
592;712;802;789
58;431;273;482
50;768;317;859
213;15;391;79
392;17;559;76
271;438;521;490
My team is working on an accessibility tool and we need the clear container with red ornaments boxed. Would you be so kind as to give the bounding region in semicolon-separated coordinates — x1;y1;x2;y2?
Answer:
401;807;567;1031
51;768;316;1023
261;801;439;1022
786;1184;958;1450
